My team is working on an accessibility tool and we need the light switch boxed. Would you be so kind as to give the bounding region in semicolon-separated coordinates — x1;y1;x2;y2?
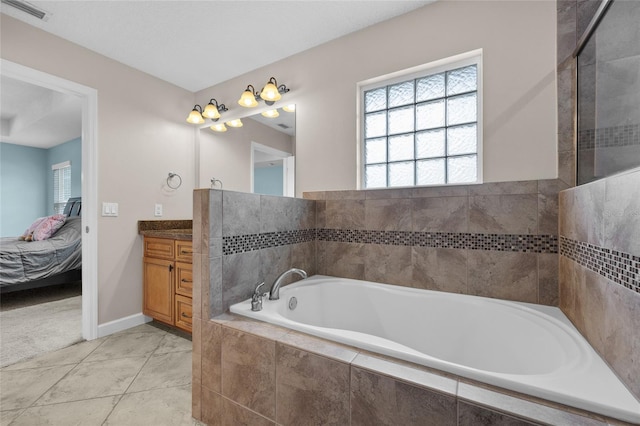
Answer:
154;204;163;217
102;202;119;217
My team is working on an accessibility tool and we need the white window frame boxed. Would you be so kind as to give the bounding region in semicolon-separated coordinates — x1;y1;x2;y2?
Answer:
52;160;71;214
357;49;483;189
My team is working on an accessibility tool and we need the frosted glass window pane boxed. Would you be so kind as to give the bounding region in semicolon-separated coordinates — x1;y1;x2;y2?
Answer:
417;73;445;102
416;100;445;130
365;164;387;188
365;88;386;112
416;129;445;158
447;124;477;156
447;65;477;96
365;112;387;138
388;134;414;162
417;159;445;185
389;81;414;108
448;155;477;183
389;161;414;187
447;93;477;126
388;106;414;135
365;137;387;164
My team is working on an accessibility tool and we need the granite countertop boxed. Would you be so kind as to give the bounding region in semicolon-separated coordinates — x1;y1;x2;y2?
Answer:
138;220;193;240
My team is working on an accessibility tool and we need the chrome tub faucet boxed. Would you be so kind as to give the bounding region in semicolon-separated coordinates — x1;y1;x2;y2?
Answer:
269;268;307;300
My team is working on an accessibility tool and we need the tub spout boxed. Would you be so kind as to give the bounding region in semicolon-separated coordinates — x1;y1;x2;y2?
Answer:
269;268;307;300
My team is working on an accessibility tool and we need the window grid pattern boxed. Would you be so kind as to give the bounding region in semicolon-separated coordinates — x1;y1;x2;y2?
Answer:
53;166;71;214
364;64;478;189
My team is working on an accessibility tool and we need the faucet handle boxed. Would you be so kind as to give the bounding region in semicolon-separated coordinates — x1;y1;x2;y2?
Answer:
251;282;265;311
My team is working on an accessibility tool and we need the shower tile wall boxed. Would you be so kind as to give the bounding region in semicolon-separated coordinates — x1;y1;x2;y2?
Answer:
309;179;563;305
558;168;640;399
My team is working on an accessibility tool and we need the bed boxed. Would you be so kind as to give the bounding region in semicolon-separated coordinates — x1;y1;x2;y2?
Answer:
0;197;82;293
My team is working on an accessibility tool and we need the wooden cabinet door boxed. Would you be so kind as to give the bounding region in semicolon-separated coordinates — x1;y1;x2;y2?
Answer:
143;257;174;324
174;294;192;333
144;237;174;260
175;262;193;297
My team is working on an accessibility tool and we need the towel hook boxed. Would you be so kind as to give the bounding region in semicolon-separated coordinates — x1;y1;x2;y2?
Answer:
210;178;223;189
167;172;182;189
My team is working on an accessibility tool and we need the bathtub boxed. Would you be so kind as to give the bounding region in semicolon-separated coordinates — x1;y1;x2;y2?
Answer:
230;275;640;423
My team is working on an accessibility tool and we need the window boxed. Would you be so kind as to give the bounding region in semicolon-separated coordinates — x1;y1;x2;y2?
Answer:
361;52;482;188
53;161;71;214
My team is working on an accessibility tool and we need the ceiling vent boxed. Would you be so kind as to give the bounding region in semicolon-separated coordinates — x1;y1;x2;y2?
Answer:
277;123;290;129
1;0;48;20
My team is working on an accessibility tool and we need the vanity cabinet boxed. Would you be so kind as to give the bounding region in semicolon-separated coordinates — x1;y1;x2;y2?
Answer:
143;237;193;333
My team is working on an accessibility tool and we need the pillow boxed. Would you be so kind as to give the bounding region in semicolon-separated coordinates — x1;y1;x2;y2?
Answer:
31;214;67;241
19;216;47;241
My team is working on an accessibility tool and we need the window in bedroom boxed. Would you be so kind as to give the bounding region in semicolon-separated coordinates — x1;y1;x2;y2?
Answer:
360;51;482;189
53;161;71;214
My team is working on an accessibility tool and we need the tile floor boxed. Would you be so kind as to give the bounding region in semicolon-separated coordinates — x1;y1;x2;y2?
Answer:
0;323;204;426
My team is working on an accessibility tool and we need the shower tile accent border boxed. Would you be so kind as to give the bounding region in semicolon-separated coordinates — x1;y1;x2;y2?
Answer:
578;123;640;150
560;236;640;294
222;229;558;255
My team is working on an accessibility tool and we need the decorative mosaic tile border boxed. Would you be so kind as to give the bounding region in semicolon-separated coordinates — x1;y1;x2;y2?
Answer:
222;228;558;255
577;123;640;150
560;236;640;294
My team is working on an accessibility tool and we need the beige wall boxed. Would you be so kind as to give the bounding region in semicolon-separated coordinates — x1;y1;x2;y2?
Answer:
1;15;196;324
199;117;294;192
195;0;558;196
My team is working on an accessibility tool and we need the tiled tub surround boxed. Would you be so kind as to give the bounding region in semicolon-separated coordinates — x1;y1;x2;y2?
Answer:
307;179;564;306
559;167;640;404
230;275;640;423
196;313;636;426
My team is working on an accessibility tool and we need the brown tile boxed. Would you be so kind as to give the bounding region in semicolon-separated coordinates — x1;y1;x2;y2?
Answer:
290;241;316;278
325;199;365;229
557;62;576;153
221;398;274;426
201;387;222;426
275;344;350;426
468;180;538;196
365;187;414;200
557;0;577;65
192;254;204;320
573;179;605;246
221;251;261;311
558;189;575;239
364;198;412;231
411;185;469;198
469;194;538;235
558;150;576;188
603;169;640;255
559;255;578;321
319;241;366;280
193;189;205;255
412;247;467;294
604;282;640;399
538;192;559;235
221;315;289;342
302;191;325;200
575;268;607;356
351;367;457;426
192;318;202;384
222;191;261;236
192;377;202;421
221;328;276;419
538;179;570;196
458;401;538;426
412;196;468;233
278;331;359;364
467;251;538;303
260;245;292;291
315;200;326;228
363;244;412;287
323;190;366;200
538;253;559;306
202;320;222;393
208;256;223;318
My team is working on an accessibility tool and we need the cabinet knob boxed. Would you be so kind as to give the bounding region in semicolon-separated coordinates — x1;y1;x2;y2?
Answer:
169;264;174;272
181;312;192;319
181;279;192;283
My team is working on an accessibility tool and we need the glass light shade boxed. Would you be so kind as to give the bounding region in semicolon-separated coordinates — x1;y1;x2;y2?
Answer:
238;90;258;107
202;103;221;119
282;104;295;112
261;109;280;118
186;109;205;124
260;82;282;102
226;119;243;128
210;123;227;132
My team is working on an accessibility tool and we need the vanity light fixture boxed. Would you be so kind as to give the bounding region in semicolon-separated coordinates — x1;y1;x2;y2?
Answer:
226;119;243;128
187;99;228;124
238;77;290;108
238;85;259;108
186;105;205;124
261;109;280;118
210;123;228;132
282;104;296;113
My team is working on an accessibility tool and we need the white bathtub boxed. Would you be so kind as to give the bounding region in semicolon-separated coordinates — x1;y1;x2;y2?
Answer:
230;275;640;423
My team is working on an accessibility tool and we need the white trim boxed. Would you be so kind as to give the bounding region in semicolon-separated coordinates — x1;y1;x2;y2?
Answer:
97;313;153;338
357;49;484;189
2;59;99;341
250;141;294;197
52;160;71;170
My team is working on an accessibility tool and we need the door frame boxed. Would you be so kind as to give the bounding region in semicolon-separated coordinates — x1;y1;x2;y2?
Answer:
2;59;99;340
250;141;295;197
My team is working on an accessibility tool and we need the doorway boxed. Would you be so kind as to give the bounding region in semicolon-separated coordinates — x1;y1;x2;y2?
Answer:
2;59;98;341
251;141;295;197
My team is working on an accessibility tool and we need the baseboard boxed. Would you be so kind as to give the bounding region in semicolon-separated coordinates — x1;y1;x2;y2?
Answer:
97;313;152;338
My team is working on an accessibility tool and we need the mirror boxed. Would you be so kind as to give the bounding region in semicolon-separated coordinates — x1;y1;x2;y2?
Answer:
198;105;296;196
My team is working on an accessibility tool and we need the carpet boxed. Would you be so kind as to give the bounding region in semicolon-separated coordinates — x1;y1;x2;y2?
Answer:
0;295;83;367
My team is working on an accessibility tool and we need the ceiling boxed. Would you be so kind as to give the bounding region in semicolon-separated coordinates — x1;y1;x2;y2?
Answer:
1;0;432;148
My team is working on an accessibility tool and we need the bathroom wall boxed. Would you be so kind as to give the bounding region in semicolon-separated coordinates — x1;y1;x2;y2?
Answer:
559;168;640;399
306;179;563;306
